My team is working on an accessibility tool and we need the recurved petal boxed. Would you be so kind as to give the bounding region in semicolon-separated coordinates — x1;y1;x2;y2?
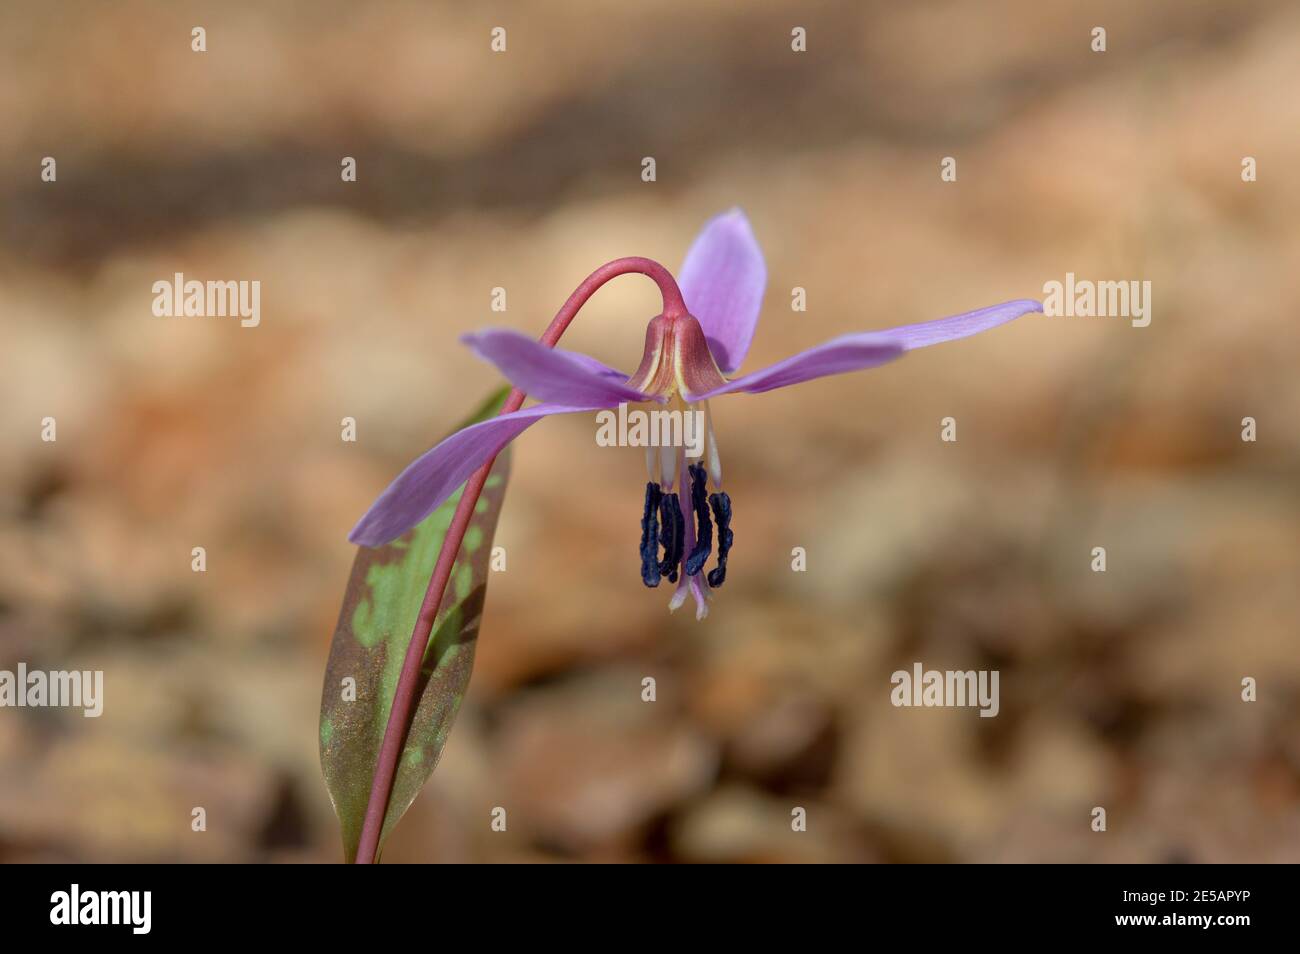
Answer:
690;298;1042;398
678;208;767;375
564;348;639;385
348;402;608;546
688;333;905;398
462;328;646;405
874;298;1043;350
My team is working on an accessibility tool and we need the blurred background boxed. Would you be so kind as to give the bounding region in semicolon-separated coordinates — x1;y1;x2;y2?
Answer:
2;0;1298;863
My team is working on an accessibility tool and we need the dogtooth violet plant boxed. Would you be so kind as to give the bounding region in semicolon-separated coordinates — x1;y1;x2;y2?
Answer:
320;208;1042;862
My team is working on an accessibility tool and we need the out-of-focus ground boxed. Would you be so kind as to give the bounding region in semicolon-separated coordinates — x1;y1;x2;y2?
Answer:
2;0;1298;862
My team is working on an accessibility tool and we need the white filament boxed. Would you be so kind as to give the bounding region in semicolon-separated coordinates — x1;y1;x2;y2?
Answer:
704;400;722;489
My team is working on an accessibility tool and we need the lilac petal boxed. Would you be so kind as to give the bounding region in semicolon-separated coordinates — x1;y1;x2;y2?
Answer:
873;298;1043;350
349;401;607;547
461;329;646;406
565;349;636;385
690;298;1041;399
678;208;767;375
688;335;905;398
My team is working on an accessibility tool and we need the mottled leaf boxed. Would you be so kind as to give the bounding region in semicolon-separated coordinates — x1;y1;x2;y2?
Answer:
320;388;511;862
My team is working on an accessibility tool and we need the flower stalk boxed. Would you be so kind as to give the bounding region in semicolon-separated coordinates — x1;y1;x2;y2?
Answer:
353;256;686;864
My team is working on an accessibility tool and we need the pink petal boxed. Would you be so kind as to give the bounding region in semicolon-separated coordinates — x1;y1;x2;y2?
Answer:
689;335;905;398
874;298;1043;350
691;299;1041;398
462;329;646;405
349;402;607;546
678;208;767;375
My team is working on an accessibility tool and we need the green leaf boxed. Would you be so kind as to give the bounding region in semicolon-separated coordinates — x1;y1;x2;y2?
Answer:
319;388;511;862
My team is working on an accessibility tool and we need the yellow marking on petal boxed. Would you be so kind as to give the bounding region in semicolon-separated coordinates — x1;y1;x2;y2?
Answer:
636;342;663;390
673;337;691;398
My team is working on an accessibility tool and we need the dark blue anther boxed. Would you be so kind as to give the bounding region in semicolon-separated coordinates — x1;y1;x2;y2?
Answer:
640;482;662;587
706;492;732;588
683;463;713;577
658;494;684;583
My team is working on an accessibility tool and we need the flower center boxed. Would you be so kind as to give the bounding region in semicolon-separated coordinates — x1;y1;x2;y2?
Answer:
634;392;732;602
625;314;732;609
625;313;728;400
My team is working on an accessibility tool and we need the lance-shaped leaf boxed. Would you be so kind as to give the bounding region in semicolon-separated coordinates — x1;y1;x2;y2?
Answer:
320;388;511;862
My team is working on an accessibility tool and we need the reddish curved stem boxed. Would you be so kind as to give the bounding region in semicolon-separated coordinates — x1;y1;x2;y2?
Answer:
353;256;684;863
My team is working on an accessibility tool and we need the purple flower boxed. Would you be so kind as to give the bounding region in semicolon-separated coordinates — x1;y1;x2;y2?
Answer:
350;209;1041;618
